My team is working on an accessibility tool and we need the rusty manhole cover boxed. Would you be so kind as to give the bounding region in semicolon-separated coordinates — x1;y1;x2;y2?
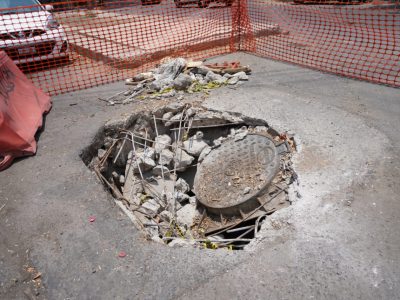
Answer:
194;134;280;216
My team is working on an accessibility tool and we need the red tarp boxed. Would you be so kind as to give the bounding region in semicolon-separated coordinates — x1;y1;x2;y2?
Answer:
0;51;51;171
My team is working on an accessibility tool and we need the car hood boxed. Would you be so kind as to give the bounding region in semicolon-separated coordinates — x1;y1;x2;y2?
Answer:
0;11;50;33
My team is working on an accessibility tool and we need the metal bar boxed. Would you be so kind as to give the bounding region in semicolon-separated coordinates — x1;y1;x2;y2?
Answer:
169;122;245;130
226;225;255;233
113;134;127;164
172;109;187;216
162;237;253;243
152;114;166;189
130;132;145;182
218;226;255;247
98;89;128;102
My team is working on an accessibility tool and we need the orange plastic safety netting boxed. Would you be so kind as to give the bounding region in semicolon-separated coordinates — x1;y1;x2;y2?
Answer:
0;0;399;95
245;0;400;86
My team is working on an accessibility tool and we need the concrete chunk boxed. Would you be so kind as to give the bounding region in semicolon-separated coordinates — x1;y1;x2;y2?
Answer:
162;111;173;122
233;71;249;80
97;148;106;159
227;76;240;85
160;210;173;223
176;203;197;227
175;178;190;193
164;102;185;113
205;71;223;83
183;131;208;156
173;73;193;90
168;238;195;248
154;134;171;153
141;199;161;215
159;149;174;165
173;148;195;172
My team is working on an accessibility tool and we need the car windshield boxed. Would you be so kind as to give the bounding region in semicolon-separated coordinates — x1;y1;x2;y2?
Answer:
0;0;42;14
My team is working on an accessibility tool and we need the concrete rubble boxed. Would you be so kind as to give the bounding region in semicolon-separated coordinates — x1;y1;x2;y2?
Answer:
89;75;296;250
183;131;208;156
101;58;252;105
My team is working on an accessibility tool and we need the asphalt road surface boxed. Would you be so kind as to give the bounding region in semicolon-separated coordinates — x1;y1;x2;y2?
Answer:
1;52;399;299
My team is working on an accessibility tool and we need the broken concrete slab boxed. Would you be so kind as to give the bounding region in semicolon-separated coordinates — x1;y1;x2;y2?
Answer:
227;76;240;85
164;102;185;114
127;150;156;174
160;210;173;223
234;128;248;141
173;74;193;90
183;131;209;156
122;175;143;203
142;147;156;160
154;134;172;153
233;71;249;80
176;203;197;228
175;191;190;204
149;58;187;91
205;71;223;83
141;199;161;215
162;111;173;122
173;148;195;172
175;178;190;193
144;178;175;200
159;149;174;166
168;238;195;248
165;113;183;127
191;110;244;127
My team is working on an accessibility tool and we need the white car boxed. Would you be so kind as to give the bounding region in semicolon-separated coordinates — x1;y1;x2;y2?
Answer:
0;0;68;65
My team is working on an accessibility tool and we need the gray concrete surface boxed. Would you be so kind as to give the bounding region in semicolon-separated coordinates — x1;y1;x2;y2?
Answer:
1;52;399;299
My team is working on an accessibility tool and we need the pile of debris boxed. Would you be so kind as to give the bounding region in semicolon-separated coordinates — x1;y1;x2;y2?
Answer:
100;58;251;105
85;103;297;250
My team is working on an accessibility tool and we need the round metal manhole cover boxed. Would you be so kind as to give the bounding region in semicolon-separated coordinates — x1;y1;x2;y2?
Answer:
194;134;280;216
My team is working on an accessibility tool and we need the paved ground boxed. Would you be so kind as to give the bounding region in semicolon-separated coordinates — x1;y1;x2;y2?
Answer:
1;52;399;299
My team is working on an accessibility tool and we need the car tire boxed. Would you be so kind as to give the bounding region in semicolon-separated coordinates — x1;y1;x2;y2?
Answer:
198;0;209;8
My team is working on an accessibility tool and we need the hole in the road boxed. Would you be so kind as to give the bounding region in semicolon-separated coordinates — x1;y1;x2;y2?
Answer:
82;103;297;250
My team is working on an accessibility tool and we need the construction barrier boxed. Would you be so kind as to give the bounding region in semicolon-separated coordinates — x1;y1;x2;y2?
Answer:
0;0;398;96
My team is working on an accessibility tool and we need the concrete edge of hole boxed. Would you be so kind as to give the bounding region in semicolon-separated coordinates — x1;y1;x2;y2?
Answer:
243;137;302;252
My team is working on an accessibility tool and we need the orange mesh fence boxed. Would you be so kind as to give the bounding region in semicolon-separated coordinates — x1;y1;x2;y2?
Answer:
245;0;400;86
1;0;235;95
0;0;398;96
